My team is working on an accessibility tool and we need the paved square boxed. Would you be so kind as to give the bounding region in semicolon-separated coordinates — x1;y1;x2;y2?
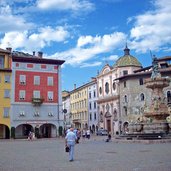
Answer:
0;137;171;171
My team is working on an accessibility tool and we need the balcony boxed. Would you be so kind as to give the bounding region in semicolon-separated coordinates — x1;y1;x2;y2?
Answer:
31;97;44;106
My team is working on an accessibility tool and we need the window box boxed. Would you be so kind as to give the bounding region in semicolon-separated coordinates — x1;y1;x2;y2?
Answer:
31;97;44;106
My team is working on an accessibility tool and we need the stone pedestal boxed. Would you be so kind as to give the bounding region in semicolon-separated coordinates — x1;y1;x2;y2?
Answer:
143;122;169;134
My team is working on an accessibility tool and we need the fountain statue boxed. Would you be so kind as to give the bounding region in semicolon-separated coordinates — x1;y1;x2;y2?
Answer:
127;55;170;138
143;55;170;133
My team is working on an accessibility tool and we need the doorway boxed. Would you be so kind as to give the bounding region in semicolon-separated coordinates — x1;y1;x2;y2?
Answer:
106;119;111;132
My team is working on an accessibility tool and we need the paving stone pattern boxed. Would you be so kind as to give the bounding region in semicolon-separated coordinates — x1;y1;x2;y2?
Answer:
0;136;171;171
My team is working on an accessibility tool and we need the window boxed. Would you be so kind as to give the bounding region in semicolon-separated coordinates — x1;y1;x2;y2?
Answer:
89;92;91;99
123;70;128;76
94;102;96;109
19;90;25;100
4;108;10;118
89;102;92;110
99;87;102;95
124;95;128;103
0;55;4;69
5;75;10;83
124;106;127;116
34;76;40;85
4;89;10;98
33;91;40;98
124;81;126;88
139;78;143;85
105;82;109;94
113;82;116;90
140;93;145;101
48;91;53;101
167;91;171;104
90;113;92;121
48;77;53;86
20;75;26;85
94;112;96;120
94;91;96;97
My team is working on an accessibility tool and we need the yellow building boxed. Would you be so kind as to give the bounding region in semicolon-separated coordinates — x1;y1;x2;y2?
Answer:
0;48;12;139
70;84;88;129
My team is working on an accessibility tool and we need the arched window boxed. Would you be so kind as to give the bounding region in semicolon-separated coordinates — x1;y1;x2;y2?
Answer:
167;91;171;104
124;95;128;103
140;93;145;101
113;82;116;91
99;87;102;95
105;82;109;94
124;106;127;116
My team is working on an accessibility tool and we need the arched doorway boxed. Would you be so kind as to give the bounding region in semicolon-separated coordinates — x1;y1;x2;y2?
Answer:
92;124;95;133
40;123;57;138
0;124;10;139
15;124;33;139
123;122;129;134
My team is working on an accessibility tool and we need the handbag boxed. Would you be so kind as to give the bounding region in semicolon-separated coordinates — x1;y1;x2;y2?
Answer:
65;146;70;152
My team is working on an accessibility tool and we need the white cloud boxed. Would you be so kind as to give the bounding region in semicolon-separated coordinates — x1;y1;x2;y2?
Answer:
49;32;126;66
0;26;70;50
80;61;102;68
36;0;94;12
103;55;119;61
0;5;33;33
130;0;171;53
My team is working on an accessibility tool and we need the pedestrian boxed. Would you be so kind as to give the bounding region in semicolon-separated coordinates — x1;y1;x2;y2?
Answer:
65;127;77;162
76;129;81;143
28;131;32;141
106;132;111;142
82;129;86;139
86;129;90;139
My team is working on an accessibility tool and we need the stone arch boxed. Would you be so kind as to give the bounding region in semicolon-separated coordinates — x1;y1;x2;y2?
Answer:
15;124;33;139
39;123;57;138
123;122;129;133
92;124;95;133
140;93;145;101
0;124;10;139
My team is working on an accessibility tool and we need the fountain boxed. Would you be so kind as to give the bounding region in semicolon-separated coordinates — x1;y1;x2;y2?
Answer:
127;55;170;139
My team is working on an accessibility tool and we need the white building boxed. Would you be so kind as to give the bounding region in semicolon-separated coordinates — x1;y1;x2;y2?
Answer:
62;91;71;131
87;78;98;133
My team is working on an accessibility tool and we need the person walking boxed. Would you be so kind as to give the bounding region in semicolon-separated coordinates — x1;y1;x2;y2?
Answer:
86;129;90;139
65;127;77;162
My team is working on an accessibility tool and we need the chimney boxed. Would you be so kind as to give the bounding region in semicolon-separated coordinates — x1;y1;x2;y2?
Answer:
6;47;12;52
33;51;35;56
38;51;43;58
74;84;76;89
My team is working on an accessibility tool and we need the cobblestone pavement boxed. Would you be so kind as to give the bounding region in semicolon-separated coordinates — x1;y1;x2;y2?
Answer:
0;136;171;171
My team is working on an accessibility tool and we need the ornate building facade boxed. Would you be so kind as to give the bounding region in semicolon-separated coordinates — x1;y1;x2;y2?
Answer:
96;46;142;135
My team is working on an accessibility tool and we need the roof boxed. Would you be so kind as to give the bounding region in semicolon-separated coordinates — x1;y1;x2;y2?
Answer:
114;46;142;67
116;67;171;81
0;48;11;54
12;52;65;65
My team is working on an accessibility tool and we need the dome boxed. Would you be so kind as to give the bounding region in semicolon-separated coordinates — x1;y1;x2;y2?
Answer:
115;45;142;67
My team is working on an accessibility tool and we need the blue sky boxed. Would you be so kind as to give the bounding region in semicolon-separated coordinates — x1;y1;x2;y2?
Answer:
0;0;171;91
